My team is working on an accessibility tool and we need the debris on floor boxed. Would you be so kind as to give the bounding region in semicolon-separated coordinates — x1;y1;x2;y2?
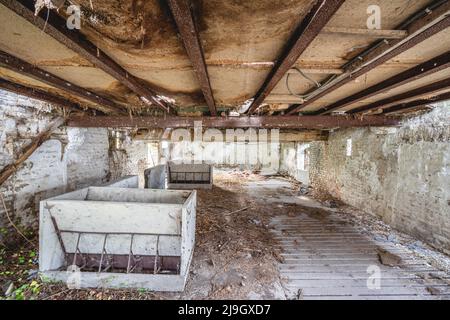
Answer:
1;171;449;300
377;248;404;267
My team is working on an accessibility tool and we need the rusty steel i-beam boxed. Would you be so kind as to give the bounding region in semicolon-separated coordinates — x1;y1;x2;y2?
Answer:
167;0;217;116
246;0;345;115
0;0;175;114
287;4;450;115
0;78;82;112
382;91;450;114
0;50;126;115
314;51;450;115
67;115;400;130
349;77;450;114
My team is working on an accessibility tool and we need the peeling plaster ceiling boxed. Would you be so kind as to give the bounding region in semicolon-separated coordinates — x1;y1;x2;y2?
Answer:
0;0;449;115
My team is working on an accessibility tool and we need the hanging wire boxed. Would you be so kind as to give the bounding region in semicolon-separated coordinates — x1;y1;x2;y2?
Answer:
285;67;338;101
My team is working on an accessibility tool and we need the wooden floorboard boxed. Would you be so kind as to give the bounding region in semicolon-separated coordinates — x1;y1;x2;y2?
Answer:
272;213;450;300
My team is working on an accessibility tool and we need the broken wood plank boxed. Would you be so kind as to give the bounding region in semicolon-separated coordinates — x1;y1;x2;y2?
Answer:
264;95;305;104
288;68;344;75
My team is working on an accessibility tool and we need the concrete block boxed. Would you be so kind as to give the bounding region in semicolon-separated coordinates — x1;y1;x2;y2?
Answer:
144;165;166;189
102;176;139;188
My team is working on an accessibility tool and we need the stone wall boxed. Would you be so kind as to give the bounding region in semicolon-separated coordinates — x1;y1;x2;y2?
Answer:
0;90;110;231
309;105;450;254
279;142;310;184
109;137;158;188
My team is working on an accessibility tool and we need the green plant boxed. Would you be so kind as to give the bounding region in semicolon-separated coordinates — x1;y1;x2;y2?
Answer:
10;281;41;300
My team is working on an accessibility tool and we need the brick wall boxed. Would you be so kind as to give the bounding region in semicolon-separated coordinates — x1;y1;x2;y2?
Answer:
309;105;450;254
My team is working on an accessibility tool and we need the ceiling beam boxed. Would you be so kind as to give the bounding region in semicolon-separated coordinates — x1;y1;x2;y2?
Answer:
344;0;450;72
245;0;345;115
287;1;450;114
0;78;84;112
382;91;450;114
0;50;126;115
67;115;399;130
0;0;175;114
166;0;217;116
349;78;450;114
322;27;408;39
314;51;450;114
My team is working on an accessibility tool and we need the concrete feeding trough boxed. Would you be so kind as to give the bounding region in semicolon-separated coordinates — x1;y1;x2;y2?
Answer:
39;187;196;291
166;162;213;190
143;163;213;190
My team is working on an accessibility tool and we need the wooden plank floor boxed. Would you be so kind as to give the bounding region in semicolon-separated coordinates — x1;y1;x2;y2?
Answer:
270;214;450;300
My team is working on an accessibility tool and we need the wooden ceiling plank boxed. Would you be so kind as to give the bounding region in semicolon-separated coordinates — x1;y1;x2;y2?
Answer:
382;91;450;114
322;27;408;39
316;50;450;115
0;0;175;114
0;50;126;114
287;1;450;115
350;77;450;114
246;0;345;115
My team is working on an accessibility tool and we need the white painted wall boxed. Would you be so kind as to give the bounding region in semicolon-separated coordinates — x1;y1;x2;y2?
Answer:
0;90;111;230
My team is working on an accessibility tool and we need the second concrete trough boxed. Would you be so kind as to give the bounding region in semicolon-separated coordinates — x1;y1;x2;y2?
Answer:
145;162;213;190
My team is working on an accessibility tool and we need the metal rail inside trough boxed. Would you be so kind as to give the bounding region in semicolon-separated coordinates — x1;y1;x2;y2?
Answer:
39;187;196;291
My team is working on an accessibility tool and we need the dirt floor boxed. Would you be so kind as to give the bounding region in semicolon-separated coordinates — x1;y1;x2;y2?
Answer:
0;170;449;300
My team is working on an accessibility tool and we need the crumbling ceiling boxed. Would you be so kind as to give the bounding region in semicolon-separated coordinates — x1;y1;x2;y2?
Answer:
0;0;449;118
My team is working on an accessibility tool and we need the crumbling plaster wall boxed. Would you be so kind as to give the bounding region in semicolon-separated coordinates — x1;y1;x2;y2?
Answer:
309;105;450;254
279;142;310;184
0;90;110;230
109;138;158;187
